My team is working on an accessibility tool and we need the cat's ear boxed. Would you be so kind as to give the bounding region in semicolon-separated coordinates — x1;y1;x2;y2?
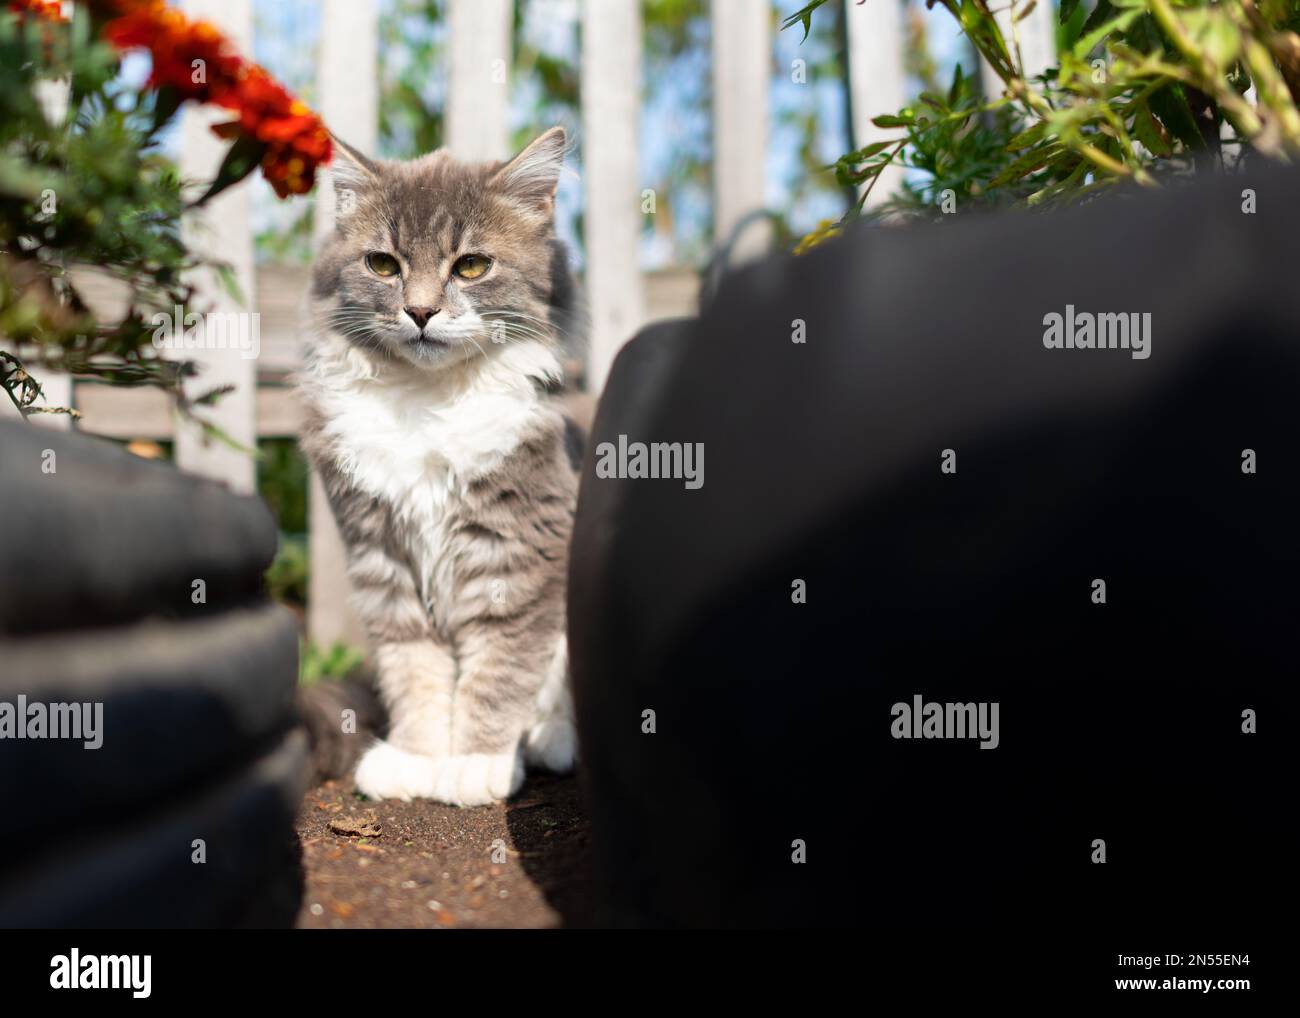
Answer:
329;134;379;212
490;127;566;214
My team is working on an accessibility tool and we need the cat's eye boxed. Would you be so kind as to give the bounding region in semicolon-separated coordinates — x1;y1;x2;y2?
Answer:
365;252;400;277
452;254;492;280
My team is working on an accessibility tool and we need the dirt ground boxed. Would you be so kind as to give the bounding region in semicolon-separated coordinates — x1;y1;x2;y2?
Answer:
294;772;593;928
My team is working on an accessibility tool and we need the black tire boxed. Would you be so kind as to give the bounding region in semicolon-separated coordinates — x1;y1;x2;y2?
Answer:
0;421;305;927
0;421;277;636
568;165;1297;929
0;729;308;928
0;602;299;859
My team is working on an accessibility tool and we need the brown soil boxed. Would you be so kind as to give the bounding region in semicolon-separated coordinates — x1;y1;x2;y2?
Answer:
294;772;593;928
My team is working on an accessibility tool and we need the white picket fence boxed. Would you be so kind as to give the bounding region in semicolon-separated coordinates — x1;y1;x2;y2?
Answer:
18;0;1056;646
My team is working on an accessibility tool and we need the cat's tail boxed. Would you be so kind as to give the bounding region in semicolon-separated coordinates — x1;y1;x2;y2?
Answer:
523;635;578;773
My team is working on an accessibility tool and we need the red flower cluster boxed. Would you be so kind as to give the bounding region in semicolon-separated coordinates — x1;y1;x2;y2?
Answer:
8;0;66;24
220;65;332;198
102;1;242;105
96;0;332;198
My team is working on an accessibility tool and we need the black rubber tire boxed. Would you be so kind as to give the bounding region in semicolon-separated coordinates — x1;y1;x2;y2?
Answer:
0;420;277;636
0;728;308;928
568;164;1297;929
0;602;299;861
0;420;305;927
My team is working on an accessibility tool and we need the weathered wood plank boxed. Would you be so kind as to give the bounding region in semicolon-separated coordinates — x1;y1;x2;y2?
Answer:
845;0;907;209
175;0;257;494
446;0;513;162
314;0;380;242
980;1;1058;99
307;0;380;649
581;0;646;392
711;0;771;261
73;384;303;441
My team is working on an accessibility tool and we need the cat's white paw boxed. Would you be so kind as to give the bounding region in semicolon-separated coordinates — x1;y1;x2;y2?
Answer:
430;752;524;807
524;718;577;773
354;740;437;801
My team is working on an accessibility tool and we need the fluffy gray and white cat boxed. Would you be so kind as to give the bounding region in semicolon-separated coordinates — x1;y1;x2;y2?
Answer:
297;128;581;806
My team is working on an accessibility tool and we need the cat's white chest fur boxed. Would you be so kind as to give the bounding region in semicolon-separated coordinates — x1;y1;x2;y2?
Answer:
308;335;561;605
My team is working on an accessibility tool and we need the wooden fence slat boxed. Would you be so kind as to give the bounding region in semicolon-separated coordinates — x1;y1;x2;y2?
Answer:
711;0;771;261
314;0;380;242
74;383;301;441
980;1;1058;100
446;0;513;162
175;0;257;495
308;0;380;650
581;0;646;393
845;0;907;209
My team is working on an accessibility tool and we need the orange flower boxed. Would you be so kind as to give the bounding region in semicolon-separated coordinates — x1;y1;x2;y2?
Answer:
102;1;243;106
8;0;67;24
224;66;332;196
94;0;331;198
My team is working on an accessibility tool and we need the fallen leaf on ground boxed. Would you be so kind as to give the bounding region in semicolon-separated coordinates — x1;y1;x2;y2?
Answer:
329;816;382;838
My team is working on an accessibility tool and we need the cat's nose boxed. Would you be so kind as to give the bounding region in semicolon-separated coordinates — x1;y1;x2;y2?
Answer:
404;305;438;328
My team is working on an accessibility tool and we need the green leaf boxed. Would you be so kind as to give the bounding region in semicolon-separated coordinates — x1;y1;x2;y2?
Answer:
1079;0;1115;39
190;133;265;207
844;141;895;161
1014;0;1040;25
1059;0;1090;52
1195;11;1241;71
779;1;830;43
191;384;235;408
1132;101;1172;157
1006;122;1049;152
214;262;247;308
948;63;965;107
0;152;54;201
989;143;1066;188
149;85;182;136
1149;84;1206;150
194;414;258;456
1072;8;1141;60
872;112;915;128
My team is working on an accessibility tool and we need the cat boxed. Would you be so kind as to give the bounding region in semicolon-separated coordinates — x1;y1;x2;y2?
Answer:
297;127;583;806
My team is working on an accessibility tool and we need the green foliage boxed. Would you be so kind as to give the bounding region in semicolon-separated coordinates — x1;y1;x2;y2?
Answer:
257;437;309;532
259;437;309;609
254;208;314;265
0;9;197;417
266;531;308;607
0;6;304;424
781;0;835;43
787;0;1300;239
300;639;366;685
378;0;446;158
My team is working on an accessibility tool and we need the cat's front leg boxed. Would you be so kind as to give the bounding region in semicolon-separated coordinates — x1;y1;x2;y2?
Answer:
328;479;455;800
353;640;457;801
353;635;461;801
431;620;559;806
